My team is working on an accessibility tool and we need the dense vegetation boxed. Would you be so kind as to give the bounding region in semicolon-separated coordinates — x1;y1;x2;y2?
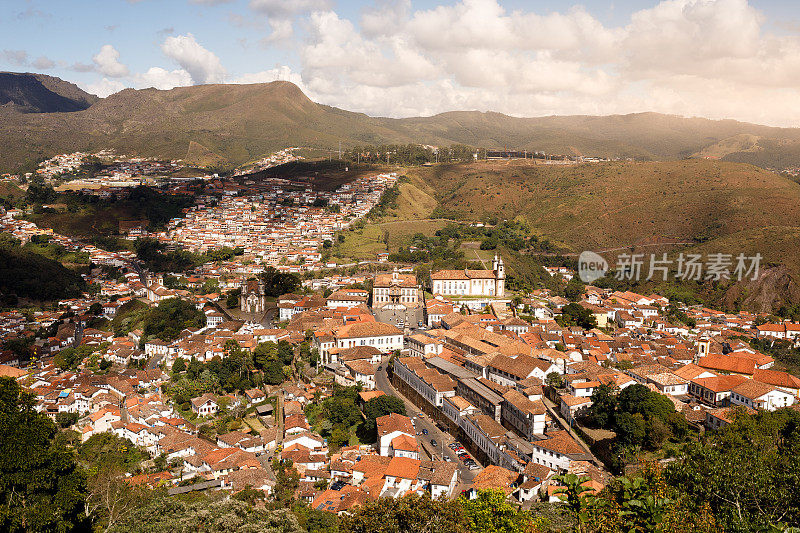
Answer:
142;298;206;342
388;232;465;266
0;232;86;303
0;377;90;532
108;497;303;533
133;238;243;273
26;186;194;237
305;386;406;450
585;384;689;468
259;267;302;298
556;303;598;330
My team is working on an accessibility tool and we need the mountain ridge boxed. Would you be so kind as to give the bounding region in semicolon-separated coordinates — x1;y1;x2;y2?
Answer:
2;75;800;172
0;72;98;113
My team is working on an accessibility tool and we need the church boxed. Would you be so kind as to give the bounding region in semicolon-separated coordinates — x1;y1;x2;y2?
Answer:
431;254;505;298
240;278;268;314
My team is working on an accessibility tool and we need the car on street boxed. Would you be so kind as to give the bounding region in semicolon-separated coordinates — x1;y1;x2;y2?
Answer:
430;439;437;446
377;366;382;371
422;428;428;435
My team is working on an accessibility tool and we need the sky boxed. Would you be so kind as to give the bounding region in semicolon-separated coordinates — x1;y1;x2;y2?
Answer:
2;0;800;126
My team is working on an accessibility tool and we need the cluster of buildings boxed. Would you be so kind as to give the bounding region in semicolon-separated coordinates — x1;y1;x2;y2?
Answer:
161;172;397;269
232;148;303;176
4;156;800;513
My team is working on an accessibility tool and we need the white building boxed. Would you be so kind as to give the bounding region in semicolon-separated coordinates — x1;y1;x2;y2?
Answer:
730;380;796;411
431;255;505;298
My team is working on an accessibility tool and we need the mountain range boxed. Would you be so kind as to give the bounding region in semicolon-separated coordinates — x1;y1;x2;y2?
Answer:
1;73;800;172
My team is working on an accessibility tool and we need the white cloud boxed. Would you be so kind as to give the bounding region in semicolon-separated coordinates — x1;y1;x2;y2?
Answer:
232;65;305;88
273;0;800;127
160;33;226;84
134;67;193;90
84;77;127;97
264;19;294;42
92;45;129;77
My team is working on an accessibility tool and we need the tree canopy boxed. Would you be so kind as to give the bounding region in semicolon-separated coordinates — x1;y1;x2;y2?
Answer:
142;298;206;342
0;377;90;532
259;267;301;297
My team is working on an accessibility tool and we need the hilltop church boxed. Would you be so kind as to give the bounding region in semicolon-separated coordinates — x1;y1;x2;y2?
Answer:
431;254;505;298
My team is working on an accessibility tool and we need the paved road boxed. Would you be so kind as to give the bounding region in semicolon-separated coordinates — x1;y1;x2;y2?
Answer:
375;359;480;487
148;354;163;370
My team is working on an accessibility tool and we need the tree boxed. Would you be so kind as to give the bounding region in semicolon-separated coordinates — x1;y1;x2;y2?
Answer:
564;278;585;302
328;426;350;450
546;371;564;389
171;357;186;374
553;473;595;533
559;303;597;330
340;493;467;533
363;395;406;421
359;395;407;443
226;288;241;309
260;267;300;297
142;298;205;342
84;463;145;533
56;411;79;428
665;408;800;531
0;377;90;532
272;459;300;507
262;359;285;385
460;490;539;533
232;486;266;506
77;433;146;474
615;412;647;448
107;496;303;533
586;384;618;428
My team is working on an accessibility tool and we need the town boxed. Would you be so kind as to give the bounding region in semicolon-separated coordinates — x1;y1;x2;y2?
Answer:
2;159;800;530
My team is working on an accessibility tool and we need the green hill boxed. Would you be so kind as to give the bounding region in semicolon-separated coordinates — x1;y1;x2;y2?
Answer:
385;159;800;311
3;77;800;173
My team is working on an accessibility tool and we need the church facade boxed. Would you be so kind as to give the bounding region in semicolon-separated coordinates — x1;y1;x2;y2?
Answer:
240;278;267;314
431;254;505;298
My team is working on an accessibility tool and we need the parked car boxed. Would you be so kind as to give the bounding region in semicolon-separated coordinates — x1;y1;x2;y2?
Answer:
422;428;428;435
430;439;437;446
